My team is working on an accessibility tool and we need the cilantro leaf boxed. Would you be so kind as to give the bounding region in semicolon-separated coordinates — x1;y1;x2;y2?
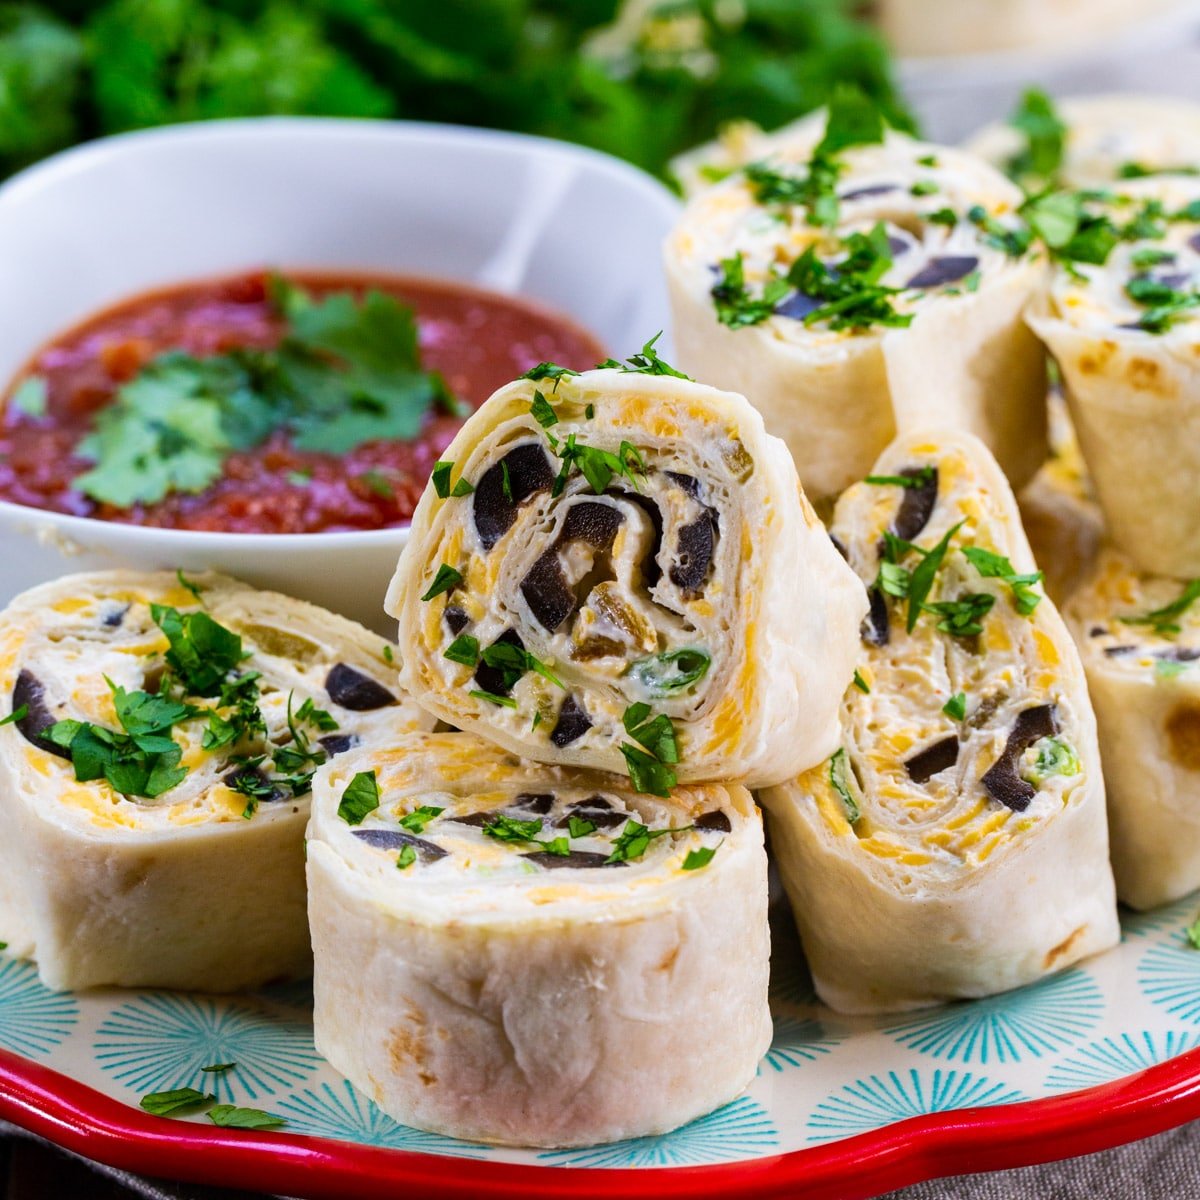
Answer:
711;253;789;329
962;546;1044;616
1119;579;1200;636
399;805;443;833
604;819;689;864
444;634;480;666
140;1088;214;1117
905;521;963;632
1005;88;1066;183
943;692;968;721
682;844;719;870
597;332;690;379
421;564;462;602
337;770;379;825
397;844;417;869
206;1104;285;1130
814;84;886;158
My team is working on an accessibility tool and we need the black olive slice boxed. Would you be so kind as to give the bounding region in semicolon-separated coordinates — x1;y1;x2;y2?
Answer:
318;734;359;757
550;694;592;747
555;795;625;829
862;587;890;647
775;291;822;320
447;811;498;827
474;630;526;696
905;256;979;289
325;663;397;711
670;514;715;594
981;703;1060;812
666;472;702;498
1088;626;1107;637
1188;233;1200;255
222;764;284;804
560;502;624;548
904;736;959;784
473;443;554;551
521;554;575;632
695;810;732;832
354;829;448;862
890;466;939;542
1103;645;1138;658
102;604;130;628
887;234;915;259
1160;647;1200;663
841;183;899;200
12;670;70;759
513;792;555;814
521;850;624;870
444;606;470;636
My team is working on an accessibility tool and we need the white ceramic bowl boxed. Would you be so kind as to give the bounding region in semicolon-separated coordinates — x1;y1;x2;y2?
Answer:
0;118;680;633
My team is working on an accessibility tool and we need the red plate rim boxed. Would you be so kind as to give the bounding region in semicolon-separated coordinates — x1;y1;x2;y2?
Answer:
2;1041;1200;1199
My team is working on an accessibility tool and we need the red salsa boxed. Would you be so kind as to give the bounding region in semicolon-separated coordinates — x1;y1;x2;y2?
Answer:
0;270;604;534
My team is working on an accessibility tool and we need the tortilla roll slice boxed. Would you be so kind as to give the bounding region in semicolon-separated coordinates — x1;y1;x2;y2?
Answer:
386;363;866;792
0;569;429;992
967;94;1200;190
1027;176;1200;577
1017;390;1105;605
1065;550;1200;910
762;429;1119;1014
664;117;1048;502
669;113;823;199
307;731;770;1147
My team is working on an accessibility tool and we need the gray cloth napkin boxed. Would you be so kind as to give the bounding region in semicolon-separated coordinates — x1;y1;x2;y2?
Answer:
5;1116;1200;1198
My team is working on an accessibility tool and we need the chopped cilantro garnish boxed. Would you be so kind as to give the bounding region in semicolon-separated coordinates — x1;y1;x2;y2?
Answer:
176;569;205;604
1025;736;1081;785
337;770;379;825
1131;248;1176;269
140;1088;214;1117
151;604;248;698
444;634;480;666
1005;88;1065;183
925;592;995;638
399;805;443;833
904;521;963;633
910;180;937;197
358;469;394;498
9;376;47;418
620;744;676;797
521;362;579;388
711;253;790;329
72;279;452;509
865;467;934;488
549;432;646;497
1187;915;1200;950
814;83;886;158
529;390;559;428
206;1105;286;1130
597;332;691;379
962;546;1043;616
421;564;462;602
200;1062;235;1073
1021;190;1080;250
682;844;719;870
829;748;858;822
469;689;518;708
0;704;28;727
852;669;870;693
627;648;711;694
620;703;680;797
928;208;958;227
567;815;597;839
431;460;472;499
1119;579;1200;636
605;819;690;864
1124;274;1200;334
397;844;417;869
382;645;395;664
500;459;513;502
943;692;967;721
483;815;544;843
480;640;564;689
917;154;939;168
967;205;1032;257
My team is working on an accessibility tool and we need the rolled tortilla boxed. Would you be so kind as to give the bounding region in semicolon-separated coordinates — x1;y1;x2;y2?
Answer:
386;365;866;790
1065;550;1200;910
878;0;1172;58
1027;176;1200;577
307;731;770;1147
0;569;429;991
664;121;1048;501
1017;390;1105;605
762;428;1119;1014
967;94;1200;190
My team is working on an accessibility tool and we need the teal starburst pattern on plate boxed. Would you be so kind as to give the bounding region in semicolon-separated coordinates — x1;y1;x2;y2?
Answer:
883;969;1103;1064
1138;936;1200;1023
1120;894;1200;942
537;1097;778;1167
276;1081;484;1157
762;1014;840;1072
0;958;78;1057
1044;1031;1200;1092
94;994;320;1100
806;1069;1026;1141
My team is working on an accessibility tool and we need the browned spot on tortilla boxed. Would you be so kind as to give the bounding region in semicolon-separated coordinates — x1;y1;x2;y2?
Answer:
1128;358;1161;389
656;943;681;972
1167;703;1200;772
1044;925;1086;969
1077;342;1116;375
388;1009;428;1071
418;1070;437;1086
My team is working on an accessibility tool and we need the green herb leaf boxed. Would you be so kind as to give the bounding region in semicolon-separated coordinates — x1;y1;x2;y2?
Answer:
1187;915;1200;950
206;1104;286;1130
469;689;518;708
943;692;967;721
829;748;859;822
444;634;480;666
815;84;886;158
1024;736;1082;785
567;815;597;839
865;467;934;488
200;1062;236;1073
337;770;379;825
151;604;248;697
529;390;559;428
962;546;1044;616
620;744;676;797
906;521;963;632
140;1088;215;1117
605;818;689;864
596;333;690;379
483;814;544;843
9;376;47;418
421;564;462;602
852;668;870;694
0;704;28;727
926;592;995;638
1006;88;1066;183
627;648;711;694
1119;579;1200;636
399;805;444;833
522;363;579;387
396;844;417;869
682;843;719;870
711;253;790;329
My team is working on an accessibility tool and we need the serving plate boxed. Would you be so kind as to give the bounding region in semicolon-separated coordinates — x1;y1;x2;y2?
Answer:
2;893;1199;1200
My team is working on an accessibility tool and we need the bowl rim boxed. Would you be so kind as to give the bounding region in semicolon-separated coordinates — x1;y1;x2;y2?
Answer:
0;115;681;549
